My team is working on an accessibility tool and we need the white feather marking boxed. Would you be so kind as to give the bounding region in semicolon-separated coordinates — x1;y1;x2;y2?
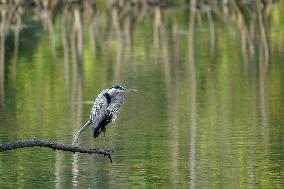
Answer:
90;90;109;128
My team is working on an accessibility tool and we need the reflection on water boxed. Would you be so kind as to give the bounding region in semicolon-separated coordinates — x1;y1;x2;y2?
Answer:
0;1;283;188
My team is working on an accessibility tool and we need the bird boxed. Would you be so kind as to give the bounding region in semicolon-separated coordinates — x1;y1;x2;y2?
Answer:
72;85;137;147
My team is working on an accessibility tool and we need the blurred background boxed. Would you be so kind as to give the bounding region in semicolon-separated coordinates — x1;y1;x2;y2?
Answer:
0;0;283;188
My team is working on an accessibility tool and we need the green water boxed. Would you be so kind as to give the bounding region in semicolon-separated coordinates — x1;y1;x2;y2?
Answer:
0;2;283;188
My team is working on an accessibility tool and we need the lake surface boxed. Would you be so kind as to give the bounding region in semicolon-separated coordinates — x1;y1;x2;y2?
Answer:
0;1;283;188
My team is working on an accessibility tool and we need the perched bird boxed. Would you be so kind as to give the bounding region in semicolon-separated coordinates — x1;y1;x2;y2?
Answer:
72;86;137;147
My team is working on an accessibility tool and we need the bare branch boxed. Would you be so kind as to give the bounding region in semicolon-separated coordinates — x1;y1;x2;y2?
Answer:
0;137;113;163
72;120;92;145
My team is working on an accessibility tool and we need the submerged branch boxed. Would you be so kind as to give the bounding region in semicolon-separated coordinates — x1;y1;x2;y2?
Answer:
0;137;113;163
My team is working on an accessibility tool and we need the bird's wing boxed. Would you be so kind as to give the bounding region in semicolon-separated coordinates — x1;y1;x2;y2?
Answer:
107;93;125;122
90;89;109;128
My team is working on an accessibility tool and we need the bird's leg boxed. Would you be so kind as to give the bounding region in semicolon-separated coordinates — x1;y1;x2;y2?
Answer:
103;128;107;150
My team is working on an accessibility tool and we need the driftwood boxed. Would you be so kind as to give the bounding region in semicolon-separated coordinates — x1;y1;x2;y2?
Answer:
0;137;113;163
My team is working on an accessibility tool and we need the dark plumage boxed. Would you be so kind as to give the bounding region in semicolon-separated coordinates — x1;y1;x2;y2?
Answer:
93;111;112;138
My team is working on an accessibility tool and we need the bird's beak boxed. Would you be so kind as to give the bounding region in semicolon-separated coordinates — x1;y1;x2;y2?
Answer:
123;88;138;92
129;89;138;92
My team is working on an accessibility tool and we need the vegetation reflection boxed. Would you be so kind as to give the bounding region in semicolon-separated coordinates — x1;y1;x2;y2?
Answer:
0;0;283;188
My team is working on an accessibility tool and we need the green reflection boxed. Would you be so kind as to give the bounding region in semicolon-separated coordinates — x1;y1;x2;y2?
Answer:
0;1;283;188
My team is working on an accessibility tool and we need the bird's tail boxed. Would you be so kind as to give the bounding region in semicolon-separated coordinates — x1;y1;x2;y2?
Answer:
93;124;103;138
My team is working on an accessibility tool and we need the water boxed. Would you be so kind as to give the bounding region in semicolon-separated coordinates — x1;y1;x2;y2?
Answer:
0;1;283;188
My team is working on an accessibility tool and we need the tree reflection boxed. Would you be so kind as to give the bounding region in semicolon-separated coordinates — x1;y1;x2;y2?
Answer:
0;0;276;77
0;0;282;188
0;8;6;106
34;0;59;61
188;0;197;187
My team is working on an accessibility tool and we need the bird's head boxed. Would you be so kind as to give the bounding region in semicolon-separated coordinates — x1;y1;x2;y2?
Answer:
108;85;137;97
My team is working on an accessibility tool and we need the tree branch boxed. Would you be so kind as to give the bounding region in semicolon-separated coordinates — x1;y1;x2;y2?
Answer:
72;120;92;145
0;137;113;163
